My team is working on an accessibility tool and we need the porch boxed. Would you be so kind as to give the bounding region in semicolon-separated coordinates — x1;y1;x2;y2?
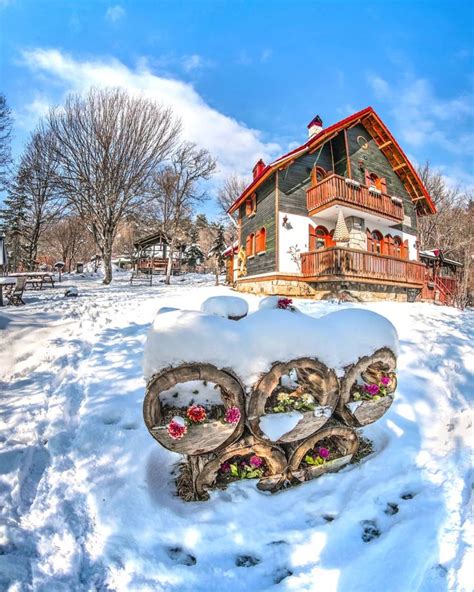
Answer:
300;247;425;287
306;174;404;223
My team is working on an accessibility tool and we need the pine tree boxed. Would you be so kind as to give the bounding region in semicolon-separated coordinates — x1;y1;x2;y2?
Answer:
209;223;227;285
185;225;204;269
0;175;28;270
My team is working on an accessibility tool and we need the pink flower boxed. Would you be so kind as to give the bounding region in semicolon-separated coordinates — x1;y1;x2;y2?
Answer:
381;375;391;386
186;405;207;423
364;383;380;396
277;297;293;310
224;406;241;425
249;455;264;468
220;461;231;473
318;447;330;459
167;419;187;440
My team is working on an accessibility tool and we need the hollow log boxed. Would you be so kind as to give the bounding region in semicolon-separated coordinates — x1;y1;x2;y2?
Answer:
248;358;339;445
336;347;397;428
143;364;245;456
193;433;287;500
287;423;359;483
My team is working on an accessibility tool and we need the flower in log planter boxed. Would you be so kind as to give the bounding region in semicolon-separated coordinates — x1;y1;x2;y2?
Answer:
193;436;288;500
143;364;246;456
288;425;359;483
336;348;398;428
248;358;339;445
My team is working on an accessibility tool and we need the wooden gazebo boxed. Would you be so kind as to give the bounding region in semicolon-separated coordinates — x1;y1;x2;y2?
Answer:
132;232;186;283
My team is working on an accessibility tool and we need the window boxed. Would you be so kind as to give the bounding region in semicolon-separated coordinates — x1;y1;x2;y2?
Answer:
245;193;257;217
367;229;383;254
309;225;332;251
311;166;327;186
255;227;266;254
246;233;255;257
365;171;387;193
393;236;402;258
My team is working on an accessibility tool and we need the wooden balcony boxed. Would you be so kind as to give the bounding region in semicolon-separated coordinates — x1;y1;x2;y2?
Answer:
300;247;425;286
306;174;404;222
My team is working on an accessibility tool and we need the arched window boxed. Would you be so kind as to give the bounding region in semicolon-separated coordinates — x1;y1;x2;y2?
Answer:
246;233;255;256
311;166;327;186
255;227;266;253
309;225;332;250
365;171;387;193
367;229;383;254
393;236;402;258
245;194;257;217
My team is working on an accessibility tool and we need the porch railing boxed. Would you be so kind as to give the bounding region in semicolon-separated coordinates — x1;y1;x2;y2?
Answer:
306;174;404;222
300;247;425;285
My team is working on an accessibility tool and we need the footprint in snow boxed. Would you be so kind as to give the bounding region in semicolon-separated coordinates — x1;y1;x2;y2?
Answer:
384;502;399;516
273;567;293;583
121;422;139;431
102;416;121;426
323;514;336;522
361;520;381;543
400;491;416;500
235;555;260;567
166;547;196;566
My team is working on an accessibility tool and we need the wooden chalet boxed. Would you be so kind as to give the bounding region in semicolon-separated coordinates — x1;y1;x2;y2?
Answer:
228;106;458;303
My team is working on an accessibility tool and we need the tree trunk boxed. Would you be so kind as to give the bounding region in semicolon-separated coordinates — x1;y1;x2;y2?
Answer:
215;263;219;286
165;243;174;285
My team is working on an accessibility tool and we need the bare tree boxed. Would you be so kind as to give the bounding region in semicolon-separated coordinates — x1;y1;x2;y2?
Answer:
4;124;63;269
0;93;13;190
152;142;216;284
417;162;473;306
216;174;248;242
47;87;181;284
42;215;95;272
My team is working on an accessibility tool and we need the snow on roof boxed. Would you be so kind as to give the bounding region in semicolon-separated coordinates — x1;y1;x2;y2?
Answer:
144;304;399;387
419;250;463;266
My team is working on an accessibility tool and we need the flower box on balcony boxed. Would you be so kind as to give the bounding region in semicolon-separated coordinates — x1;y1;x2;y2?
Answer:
344;178;361;188
368;186;382;195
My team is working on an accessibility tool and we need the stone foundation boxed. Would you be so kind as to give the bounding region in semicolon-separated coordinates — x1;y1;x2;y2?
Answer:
235;278;414;302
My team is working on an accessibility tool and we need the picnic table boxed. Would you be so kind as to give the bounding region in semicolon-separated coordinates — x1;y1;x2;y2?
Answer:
8;272;55;290
0;277;16;306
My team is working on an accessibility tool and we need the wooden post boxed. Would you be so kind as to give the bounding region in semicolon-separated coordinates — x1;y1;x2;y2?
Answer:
344;129;352;178
275;170;280;272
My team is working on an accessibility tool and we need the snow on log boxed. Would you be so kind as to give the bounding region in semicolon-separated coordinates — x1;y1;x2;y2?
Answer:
288;423;359;483
336;348;398;427
248;358;339;444
201;296;249;320
143;308;398;388
193;433;287;500
143;364;245;456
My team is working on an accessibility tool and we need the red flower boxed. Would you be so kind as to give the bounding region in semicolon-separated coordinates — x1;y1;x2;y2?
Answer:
224;406;241;425
186;405;207;423
278;298;293;310
167;419;187;440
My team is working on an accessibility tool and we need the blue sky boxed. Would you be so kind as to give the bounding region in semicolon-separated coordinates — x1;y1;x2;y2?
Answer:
1;0;473;216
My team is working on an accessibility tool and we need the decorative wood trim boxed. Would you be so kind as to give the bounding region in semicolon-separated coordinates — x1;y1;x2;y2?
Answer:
393;163;408;171
275;170;280;272
379;140;393;149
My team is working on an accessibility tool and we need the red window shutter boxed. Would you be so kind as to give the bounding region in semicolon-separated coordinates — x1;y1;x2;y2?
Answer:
380;177;387;193
365;170;372;186
402;240;409;260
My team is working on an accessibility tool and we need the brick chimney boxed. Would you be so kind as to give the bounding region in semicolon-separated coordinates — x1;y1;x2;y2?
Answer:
307;115;323;138
252;159;266;179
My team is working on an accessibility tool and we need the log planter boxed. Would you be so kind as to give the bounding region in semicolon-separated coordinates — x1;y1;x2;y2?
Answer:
248;358;339;445
336;348;397;428
288;424;359;483
143;364;246;456
193;433;287;500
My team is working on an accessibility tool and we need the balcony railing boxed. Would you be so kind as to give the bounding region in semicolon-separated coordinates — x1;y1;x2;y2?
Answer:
300;247;425;286
306;174;404;222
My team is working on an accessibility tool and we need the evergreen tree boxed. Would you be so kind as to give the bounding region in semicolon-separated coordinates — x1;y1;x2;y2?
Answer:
208;223;227;285
0;173;28;270
185;225;204;269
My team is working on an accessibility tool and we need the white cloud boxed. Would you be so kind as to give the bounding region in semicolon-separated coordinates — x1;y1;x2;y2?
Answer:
19;48;281;179
105;5;125;23
366;72;473;156
181;54;210;72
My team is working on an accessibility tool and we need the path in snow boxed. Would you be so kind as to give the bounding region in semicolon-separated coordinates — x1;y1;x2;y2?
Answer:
0;277;472;592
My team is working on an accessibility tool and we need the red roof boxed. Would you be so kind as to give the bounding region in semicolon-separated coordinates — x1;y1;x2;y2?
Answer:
227;106;435;216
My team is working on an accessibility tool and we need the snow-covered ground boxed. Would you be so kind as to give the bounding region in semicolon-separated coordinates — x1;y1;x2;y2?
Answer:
0;274;472;592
